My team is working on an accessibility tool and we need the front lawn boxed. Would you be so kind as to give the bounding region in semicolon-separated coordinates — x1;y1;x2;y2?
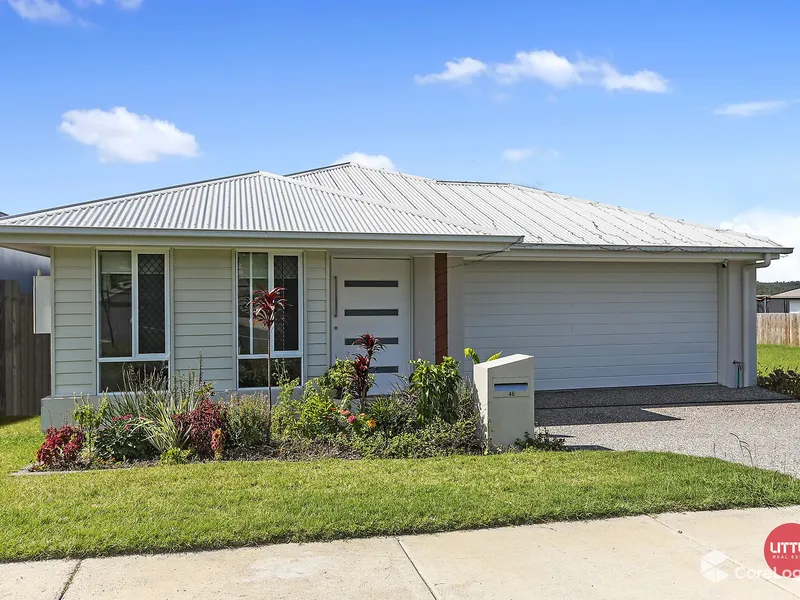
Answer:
3;416;800;562
759;344;800;372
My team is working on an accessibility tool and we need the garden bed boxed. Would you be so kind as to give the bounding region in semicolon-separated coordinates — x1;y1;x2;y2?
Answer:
31;341;563;473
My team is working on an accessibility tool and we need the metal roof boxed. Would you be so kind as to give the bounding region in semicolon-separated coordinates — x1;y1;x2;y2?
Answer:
289;163;787;251
770;288;800;299
0;171;505;239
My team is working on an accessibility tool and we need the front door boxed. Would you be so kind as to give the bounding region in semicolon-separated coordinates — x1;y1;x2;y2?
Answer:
331;258;412;395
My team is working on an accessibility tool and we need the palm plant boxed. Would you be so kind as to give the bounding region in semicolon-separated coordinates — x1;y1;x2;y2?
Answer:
249;286;288;407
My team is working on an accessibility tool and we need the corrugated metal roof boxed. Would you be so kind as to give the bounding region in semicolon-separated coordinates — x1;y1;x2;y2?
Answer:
289;163;785;250
770;288;800;299
0;171;504;238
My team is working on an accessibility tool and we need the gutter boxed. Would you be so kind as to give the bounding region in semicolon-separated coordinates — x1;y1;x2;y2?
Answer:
739;254;773;387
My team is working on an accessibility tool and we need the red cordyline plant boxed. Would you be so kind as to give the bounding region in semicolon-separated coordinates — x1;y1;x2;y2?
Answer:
351;333;385;404
249;286;288;407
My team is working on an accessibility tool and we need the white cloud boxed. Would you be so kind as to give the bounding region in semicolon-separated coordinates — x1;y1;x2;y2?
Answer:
59;107;199;163
501;147;559;162
501;148;534;162
418;49;668;93
7;0;71;22
414;57;488;85
496;51;581;87
335;152;396;170
496;51;668;92
598;65;668;92
714;100;789;117
720;209;798;282
7;0;142;23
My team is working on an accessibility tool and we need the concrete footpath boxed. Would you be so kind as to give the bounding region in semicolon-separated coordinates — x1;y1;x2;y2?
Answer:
4;506;800;600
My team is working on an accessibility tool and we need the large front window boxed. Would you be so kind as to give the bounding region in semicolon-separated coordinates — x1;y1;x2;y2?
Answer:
98;250;168;392
237;252;302;388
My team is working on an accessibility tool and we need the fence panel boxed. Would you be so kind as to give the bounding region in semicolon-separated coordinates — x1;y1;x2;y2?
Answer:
0;280;51;416
757;313;800;347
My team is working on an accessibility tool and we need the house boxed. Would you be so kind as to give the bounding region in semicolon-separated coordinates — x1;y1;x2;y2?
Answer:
767;288;800;313
0;211;49;290
0;164;790;426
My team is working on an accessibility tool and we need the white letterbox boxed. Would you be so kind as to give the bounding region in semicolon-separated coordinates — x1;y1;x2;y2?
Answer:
474;354;534;448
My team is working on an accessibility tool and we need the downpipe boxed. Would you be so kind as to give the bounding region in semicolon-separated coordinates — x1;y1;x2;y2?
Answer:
739;254;772;387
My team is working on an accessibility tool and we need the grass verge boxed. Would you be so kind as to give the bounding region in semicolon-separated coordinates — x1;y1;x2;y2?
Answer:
3;416;800;562
759;344;800;372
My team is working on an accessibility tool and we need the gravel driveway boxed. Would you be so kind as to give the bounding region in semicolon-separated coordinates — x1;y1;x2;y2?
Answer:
536;385;800;477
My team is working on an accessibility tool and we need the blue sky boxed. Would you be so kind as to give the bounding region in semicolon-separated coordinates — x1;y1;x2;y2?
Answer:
1;0;799;279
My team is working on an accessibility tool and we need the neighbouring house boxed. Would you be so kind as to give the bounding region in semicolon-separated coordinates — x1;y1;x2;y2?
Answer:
766;288;800;313
0;214;51;417
0;163;791;427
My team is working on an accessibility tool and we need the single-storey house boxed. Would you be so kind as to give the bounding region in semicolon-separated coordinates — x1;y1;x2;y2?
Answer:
767;288;800;313
0;163;790;425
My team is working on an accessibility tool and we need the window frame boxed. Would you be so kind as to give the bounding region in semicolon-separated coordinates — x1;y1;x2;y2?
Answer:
234;250;304;390
95;248;171;393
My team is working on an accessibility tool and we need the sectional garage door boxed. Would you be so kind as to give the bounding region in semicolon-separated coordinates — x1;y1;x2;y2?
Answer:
463;262;718;391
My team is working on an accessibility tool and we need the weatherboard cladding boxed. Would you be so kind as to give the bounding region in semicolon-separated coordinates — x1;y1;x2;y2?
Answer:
289;163;781;249
0;171;495;238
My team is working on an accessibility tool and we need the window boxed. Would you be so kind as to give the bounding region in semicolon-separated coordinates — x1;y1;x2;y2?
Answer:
237;252;302;388
98;250;168;392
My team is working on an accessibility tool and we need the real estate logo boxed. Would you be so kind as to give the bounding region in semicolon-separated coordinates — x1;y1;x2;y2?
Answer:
764;523;800;578
700;550;729;582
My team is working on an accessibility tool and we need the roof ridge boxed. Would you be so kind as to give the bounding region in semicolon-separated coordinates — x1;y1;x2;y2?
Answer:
260;170;510;236
287;162;436;183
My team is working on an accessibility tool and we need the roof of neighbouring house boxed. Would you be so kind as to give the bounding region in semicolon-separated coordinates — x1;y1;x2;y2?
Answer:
770;288;800;299
0;170;507;240
287;163;787;251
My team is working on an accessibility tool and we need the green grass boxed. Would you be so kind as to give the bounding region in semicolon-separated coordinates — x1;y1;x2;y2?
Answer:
758;344;800;372
3;417;800;562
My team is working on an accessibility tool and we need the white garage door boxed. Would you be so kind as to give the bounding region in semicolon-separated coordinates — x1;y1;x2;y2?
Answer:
463;262;718;390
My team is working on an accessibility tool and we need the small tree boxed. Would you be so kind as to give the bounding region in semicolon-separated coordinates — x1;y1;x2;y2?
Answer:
249;286;288;407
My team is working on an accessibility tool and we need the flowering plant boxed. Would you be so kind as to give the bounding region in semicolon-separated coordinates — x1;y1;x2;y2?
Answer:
95;415;155;462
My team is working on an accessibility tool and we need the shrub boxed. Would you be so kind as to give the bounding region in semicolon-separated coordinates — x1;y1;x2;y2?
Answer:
366;393;416;437
296;380;340;439
341;418;480;459
225;393;271;449
513;429;567;452
409;356;463;424
95;415;156;462
758;368;800;398
322;358;357;400
159;447;191;465
73;395;109;459
37;425;85;469
173;398;226;458
271;378;303;439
